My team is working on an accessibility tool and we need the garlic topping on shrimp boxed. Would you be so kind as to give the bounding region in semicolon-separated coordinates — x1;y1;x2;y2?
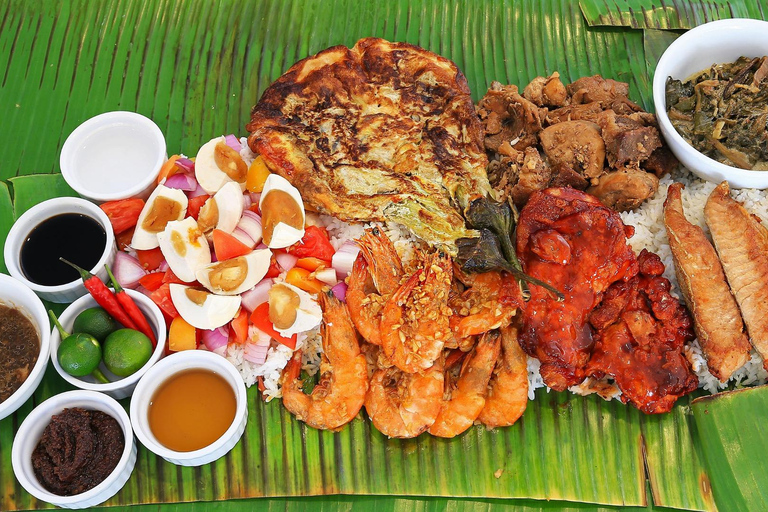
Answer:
282;292;368;431
380;251;453;373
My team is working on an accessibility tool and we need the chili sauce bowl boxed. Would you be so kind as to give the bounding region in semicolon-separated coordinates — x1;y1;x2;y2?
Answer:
653;18;768;189
0;274;51;421
50;289;166;400
11;390;137;509
4;197;117;303
130;350;248;466
60;111;167;202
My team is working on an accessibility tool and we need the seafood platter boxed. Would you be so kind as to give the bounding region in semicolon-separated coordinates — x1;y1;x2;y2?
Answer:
1;7;767;511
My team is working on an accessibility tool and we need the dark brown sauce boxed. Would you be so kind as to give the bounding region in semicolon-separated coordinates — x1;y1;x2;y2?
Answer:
20;213;106;286
0;304;40;402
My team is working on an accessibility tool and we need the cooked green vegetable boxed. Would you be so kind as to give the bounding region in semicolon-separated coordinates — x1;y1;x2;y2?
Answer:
666;56;768;170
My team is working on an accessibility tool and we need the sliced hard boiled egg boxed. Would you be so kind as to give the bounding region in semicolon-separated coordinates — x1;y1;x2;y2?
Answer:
169;283;241;330
157;217;211;282
268;282;321;337
196;249;271;295
197;181;245;235
259;174;305;249
194;136;248;194
131;185;188;250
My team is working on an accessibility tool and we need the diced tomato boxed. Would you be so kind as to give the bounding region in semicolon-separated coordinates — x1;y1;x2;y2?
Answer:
286;226;335;261
150;283;179;323
136;248;165;271
248;203;260;215
156;155;182;184
213;229;252;260
285;267;326;294
295;257;330;272
139;272;165;292
265;254;281;278
230;308;249;344
250;302;297;349
100;198;145;235
187;194;209;220
116;227;135;251
162;268;185;285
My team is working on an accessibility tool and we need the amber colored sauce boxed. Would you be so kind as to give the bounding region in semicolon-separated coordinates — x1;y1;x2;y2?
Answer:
148;369;236;452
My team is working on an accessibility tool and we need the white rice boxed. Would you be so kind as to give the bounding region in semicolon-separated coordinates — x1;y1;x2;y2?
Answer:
224;156;768;401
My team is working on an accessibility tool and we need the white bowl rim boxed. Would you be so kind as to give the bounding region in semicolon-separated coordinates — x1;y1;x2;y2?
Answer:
652;18;768;183
0;274;51;419
4;197;116;293
49;289;166;392
130;350;247;460
11;389;134;505
60;111;167;202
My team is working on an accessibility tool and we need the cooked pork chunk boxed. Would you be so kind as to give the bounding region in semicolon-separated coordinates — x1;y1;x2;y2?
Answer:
598;110;662;167
705;181;768;371
664;183;751;382
476;82;544;153
567;75;629;104
523;72;567;107
539;121;605;179
587;166;658;211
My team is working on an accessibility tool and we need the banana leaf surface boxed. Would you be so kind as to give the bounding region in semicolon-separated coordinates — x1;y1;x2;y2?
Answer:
0;0;763;511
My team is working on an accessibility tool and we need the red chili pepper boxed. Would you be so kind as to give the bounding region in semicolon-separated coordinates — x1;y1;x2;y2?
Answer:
60;258;139;331
105;264;158;348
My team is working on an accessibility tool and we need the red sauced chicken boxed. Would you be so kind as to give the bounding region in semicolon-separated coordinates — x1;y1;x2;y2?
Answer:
516;187;697;413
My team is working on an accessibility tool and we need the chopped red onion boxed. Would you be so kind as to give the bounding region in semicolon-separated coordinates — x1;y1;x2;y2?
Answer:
112;251;146;289
331;241;361;279
276;252;298;272
224;134;242;152
232;227;255;248
164;173;198;191
256;242;268;251
314;267;338;286
134;285;153;298
242;194;253;209
158;260;170;272
188;182;207;198
241;279;273;312
201;326;229;352
174;157;195;173
237;210;262;246
331;282;348;302
243;341;269;364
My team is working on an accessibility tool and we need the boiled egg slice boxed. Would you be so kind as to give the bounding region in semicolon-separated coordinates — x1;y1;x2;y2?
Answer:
195;136;248;194
196;181;245;235
131;185;188;250
259;174;305;249
169;284;241;330
196;249;271;295
157;217;211;282
268;282;321;337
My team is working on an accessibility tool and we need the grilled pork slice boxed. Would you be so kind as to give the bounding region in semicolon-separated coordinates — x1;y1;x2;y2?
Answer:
664;183;751;381
705;181;768;371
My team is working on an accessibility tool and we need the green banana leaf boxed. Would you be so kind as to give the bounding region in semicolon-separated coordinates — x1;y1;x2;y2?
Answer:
691;386;768;512
579;0;768;29
0;0;758;511
0;183;13;274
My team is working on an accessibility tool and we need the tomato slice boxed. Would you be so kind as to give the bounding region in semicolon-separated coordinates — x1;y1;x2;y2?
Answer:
150;283;179;323
139;272;165;292
250;302;297;349
187;194;210;220
116;227;135;251
136;247;165;271
156;155;182;185
100;198;145;234
286;225;335;261
295;257;330;272
162;268;185;285
230;308;249;344
285;267;326;294
264;254;281;278
213;229;252;260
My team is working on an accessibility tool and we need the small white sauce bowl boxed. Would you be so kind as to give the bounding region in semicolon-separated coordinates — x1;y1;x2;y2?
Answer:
0;274;50;421
4;197;117;303
653;18;768;189
50;289;166;400
130;350;248;467
11;390;137;509
60;111;167;202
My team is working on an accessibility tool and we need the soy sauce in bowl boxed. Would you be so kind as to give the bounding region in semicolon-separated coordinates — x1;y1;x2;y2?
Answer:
20;213;107;286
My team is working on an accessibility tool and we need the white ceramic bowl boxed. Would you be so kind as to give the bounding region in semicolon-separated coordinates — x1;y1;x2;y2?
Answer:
50;289;166;400
4;197;117;303
11;390;137;509
653;18;768;189
60;111;167;202
130;350;247;466
0;274;50;421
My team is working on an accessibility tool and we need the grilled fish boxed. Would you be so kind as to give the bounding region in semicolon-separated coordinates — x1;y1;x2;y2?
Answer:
664;183;751;381
246;38;492;253
705;181;768;371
